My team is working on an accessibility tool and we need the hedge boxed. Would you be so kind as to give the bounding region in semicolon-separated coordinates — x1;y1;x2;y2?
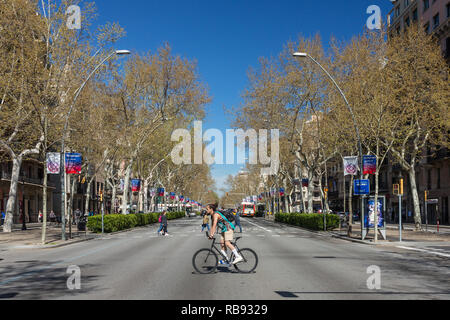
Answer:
87;211;186;233
275;213;339;231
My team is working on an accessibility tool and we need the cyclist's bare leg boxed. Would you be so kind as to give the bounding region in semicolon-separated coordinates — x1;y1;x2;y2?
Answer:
219;240;228;258
225;240;235;252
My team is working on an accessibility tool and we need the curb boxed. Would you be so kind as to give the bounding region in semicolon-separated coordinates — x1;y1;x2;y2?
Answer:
262;217;379;245
38;215;189;248
262;218;333;236
329;233;376;245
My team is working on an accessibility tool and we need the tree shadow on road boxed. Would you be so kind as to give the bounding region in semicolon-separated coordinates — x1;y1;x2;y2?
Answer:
0;260;101;299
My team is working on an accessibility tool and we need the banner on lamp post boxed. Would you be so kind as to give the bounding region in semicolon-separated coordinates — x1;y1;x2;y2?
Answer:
65;153;82;174
131;179;141;192
343;156;359;176
46;152;60;174
363;155;377;175
301;179;309;187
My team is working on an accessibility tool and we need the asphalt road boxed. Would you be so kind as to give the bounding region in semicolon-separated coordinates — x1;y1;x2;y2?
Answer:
0;217;449;300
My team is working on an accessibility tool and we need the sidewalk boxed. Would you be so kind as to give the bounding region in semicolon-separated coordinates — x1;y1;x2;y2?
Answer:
352;221;450;233
330;223;450;245
0;223;98;249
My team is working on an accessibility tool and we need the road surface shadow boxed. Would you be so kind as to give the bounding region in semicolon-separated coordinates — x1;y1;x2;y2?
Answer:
275;290;450;298
0;260;101;299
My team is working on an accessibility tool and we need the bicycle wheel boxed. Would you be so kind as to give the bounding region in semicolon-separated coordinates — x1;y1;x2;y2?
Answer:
234;248;258;273
192;249;218;274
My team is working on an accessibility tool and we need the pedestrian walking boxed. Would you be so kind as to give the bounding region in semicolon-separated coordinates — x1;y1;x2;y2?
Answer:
49;210;56;223
234;209;242;233
201;210;210;232
1;211;5;226
157;212;164;235
38;210;43;223
161;211;169;236
74;208;81;225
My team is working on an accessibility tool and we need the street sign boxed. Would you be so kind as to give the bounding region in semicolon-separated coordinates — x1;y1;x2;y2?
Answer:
354;179;370;195
427;199;438;204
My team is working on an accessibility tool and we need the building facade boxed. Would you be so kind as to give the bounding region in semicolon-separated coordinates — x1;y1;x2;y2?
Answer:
389;0;450;59
0;160;56;224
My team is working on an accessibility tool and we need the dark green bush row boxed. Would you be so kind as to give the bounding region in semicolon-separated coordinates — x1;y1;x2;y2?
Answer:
87;211;186;233
275;213;339;231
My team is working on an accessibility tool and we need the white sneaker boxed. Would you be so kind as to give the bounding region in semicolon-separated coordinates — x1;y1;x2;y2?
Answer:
232;256;244;264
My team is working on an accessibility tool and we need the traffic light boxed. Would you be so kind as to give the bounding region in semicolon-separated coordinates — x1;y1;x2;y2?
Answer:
99;190;103;202
393;184;399;195
425;190;428;201
399;179;403;195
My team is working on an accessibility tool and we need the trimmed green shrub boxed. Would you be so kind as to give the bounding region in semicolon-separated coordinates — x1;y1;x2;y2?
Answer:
87;211;186;233
275;213;339;231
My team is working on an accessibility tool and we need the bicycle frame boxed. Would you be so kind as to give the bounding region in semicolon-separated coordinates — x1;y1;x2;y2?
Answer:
206;233;241;262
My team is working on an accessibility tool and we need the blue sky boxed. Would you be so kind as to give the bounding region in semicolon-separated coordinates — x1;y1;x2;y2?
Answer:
92;0;394;196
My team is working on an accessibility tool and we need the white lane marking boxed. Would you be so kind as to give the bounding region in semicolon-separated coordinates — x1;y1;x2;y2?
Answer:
271;234;280;237
396;246;450;258
243;219;272;233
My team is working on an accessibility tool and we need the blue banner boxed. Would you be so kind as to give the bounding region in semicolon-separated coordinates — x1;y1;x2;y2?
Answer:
363;155;377;175
65;153;82;174
364;197;384;228
131;179;141;192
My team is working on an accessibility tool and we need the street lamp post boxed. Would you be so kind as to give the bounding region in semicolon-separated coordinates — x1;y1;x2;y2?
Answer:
292;52;364;237
60;50;130;240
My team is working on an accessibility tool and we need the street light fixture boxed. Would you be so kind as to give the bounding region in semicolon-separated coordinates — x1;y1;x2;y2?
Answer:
60;49;130;241
292;52;365;237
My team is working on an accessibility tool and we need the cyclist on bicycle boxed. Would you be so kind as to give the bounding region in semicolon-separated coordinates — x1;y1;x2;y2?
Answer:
206;202;243;265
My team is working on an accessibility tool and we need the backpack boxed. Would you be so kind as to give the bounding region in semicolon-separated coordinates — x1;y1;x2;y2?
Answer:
224;210;235;223
217;211;235;230
158;215;162;223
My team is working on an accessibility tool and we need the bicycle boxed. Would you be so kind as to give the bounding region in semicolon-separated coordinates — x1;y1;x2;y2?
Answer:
192;231;258;274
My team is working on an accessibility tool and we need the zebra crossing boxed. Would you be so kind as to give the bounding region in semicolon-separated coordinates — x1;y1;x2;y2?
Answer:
92;218;326;242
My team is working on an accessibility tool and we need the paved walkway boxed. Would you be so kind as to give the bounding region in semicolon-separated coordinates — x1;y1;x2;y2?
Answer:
0;223;97;248
331;223;450;244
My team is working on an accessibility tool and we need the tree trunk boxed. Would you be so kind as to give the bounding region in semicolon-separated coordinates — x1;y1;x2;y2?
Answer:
408;166;422;231
3;157;22;232
349;175;354;224
143;181;149;212
68;175;76;238
84;180;93;216
111;183;117;213
283;177;289;213
41;167;48;244
374;169;379;243
150;195;155;212
307;171;314;213
122;163;132;214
